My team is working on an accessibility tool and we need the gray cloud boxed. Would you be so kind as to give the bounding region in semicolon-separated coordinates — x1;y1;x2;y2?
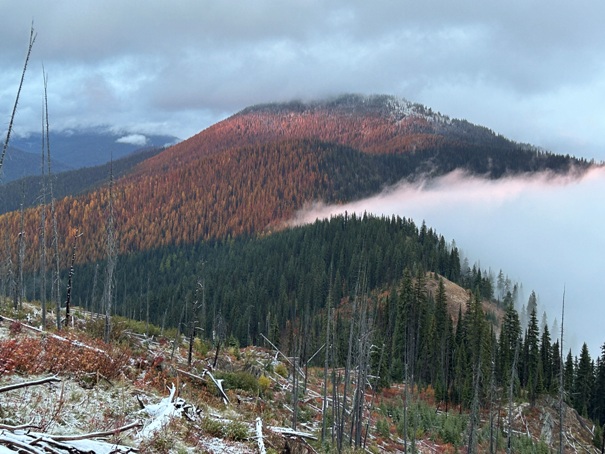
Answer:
2;1;604;152
290;168;605;358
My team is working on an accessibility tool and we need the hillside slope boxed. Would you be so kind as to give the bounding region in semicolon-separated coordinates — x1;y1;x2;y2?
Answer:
2;307;598;454
0;94;593;270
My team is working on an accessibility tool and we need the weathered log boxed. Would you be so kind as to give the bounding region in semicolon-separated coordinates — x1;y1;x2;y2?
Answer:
50;420;142;441
269;426;318;440
176;368;207;382
0;419;39;431
206;371;230;405
0;376;60;394
256;417;266;454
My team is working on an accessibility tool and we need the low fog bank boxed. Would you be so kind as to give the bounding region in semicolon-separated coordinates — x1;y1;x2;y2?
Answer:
291;167;605;358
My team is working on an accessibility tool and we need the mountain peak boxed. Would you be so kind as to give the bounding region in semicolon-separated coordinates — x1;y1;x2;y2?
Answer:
240;93;447;123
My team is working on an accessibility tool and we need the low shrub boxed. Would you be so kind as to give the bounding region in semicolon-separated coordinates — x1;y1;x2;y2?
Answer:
0;333;131;379
200;417;249;441
9;320;22;336
214;370;259;394
258;375;271;395
201;417;225;437
275;363;288;378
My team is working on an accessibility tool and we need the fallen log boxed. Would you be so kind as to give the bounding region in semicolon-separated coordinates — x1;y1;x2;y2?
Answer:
268;426;318;441
49;420;142;441
256;417;266;454
0;430;137;453
176;368;207;382
206;371;230;405
0;419;39;431
0;376;60;393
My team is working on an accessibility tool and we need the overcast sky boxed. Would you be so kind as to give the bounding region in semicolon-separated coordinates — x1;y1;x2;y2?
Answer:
2;2;604;356
1;0;605;159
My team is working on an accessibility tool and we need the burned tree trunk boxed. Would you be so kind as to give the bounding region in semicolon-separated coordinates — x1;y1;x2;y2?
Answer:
14;185;26;311
188;279;204;366
103;160;117;343
64;230;81;327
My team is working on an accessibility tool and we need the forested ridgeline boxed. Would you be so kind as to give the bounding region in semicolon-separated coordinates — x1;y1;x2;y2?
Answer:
60;213;463;345
26;212;605;428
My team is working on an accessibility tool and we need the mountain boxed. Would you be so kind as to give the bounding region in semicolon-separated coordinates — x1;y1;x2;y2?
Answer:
4;128;179;180
141;93;582;172
2;94;593;270
0;145;71;183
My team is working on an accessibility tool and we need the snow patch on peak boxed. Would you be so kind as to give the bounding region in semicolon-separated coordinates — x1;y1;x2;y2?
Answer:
381;96;452;125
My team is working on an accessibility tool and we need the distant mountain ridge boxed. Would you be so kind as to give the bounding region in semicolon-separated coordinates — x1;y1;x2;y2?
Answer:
0;146;166;215
2;128;179;182
0;145;71;182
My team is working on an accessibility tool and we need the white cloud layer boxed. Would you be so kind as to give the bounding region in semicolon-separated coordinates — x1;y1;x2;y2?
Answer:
116;133;147;146
1;1;604;157
290;168;605;358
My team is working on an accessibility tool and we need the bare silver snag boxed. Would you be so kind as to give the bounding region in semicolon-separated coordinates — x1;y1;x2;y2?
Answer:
1;24;36;173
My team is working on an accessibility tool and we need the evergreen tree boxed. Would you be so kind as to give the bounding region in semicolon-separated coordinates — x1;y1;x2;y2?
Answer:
391;268;413;381
564;350;574;397
498;298;521;391
551;339;561;394
591;343;605;424
525;308;542;406
463;290;489;408
540;324;552;392
417;291;436;385
526;291;537;327
451;304;467;407
573;343;593;417
496;270;506;302
433;278;451;403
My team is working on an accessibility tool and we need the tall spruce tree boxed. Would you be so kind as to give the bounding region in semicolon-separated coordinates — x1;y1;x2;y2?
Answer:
564;350;574;397
540;324;553;392
573;343;593;417
526;291;538;327
434;278;451;403
591;343;605;424
391;268;413;381
498;298;521;390
524;309;541;405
